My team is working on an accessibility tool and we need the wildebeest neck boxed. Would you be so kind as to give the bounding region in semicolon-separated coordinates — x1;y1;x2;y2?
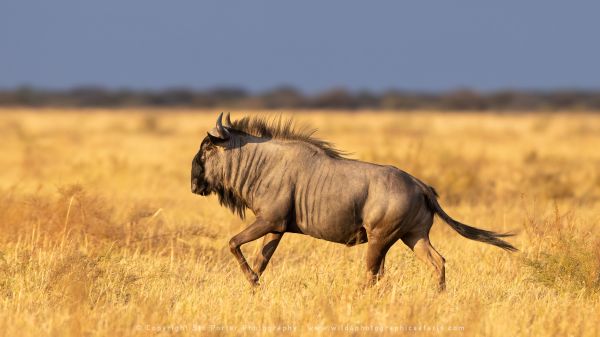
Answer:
217;140;280;218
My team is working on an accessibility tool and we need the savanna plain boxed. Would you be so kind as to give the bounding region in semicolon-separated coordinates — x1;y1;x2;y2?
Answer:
0;109;599;337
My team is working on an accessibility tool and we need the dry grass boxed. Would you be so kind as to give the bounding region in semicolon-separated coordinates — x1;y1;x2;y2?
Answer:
0;108;599;336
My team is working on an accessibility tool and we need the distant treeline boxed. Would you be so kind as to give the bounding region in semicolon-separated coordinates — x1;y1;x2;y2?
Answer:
2;86;600;110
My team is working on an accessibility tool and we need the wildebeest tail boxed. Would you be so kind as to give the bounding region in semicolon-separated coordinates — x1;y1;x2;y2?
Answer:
423;185;517;252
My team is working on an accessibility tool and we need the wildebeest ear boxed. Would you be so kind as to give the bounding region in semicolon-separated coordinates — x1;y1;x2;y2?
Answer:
207;132;226;145
207;112;230;142
224;112;233;128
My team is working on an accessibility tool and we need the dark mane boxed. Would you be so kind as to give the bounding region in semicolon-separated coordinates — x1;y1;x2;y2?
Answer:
230;116;347;159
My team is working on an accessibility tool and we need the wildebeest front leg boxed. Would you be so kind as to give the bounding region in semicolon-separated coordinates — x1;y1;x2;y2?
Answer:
379;256;385;278
228;219;283;286
252;233;284;276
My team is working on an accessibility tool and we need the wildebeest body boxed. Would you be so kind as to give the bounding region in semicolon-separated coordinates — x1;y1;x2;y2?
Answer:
192;113;516;290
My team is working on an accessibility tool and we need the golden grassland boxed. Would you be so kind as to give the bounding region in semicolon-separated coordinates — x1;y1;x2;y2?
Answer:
0;108;599;337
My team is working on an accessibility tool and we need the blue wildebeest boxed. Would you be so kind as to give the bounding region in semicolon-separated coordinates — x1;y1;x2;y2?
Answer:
191;113;516;290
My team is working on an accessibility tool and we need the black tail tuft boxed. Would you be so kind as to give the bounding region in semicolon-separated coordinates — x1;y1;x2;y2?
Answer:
424;186;517;252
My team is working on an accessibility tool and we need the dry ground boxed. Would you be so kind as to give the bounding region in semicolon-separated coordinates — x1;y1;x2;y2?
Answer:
0;109;599;336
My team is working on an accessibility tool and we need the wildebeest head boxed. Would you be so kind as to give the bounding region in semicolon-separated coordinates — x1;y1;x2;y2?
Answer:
190;112;233;196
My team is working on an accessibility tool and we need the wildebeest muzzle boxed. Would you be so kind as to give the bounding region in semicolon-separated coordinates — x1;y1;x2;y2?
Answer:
191;178;210;196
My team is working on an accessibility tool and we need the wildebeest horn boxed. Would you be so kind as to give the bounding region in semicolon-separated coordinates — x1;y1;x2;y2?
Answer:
224;113;233;128
207;112;230;140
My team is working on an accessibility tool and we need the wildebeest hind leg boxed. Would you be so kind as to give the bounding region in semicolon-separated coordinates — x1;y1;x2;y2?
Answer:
402;234;446;291
365;239;391;286
229;218;284;286
252;233;284;276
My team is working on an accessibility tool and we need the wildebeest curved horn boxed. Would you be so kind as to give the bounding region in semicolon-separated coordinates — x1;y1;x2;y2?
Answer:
208;112;230;140
224;113;233;128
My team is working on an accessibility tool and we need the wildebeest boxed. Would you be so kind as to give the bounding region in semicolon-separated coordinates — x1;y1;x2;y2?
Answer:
191;113;516;290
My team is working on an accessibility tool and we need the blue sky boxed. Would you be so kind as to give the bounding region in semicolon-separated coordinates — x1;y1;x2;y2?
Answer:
1;0;599;92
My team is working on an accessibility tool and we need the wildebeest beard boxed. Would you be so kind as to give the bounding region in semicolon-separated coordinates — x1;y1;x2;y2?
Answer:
213;183;248;219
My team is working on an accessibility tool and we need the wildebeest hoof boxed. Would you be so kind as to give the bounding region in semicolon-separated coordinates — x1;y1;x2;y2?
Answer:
247;273;260;286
